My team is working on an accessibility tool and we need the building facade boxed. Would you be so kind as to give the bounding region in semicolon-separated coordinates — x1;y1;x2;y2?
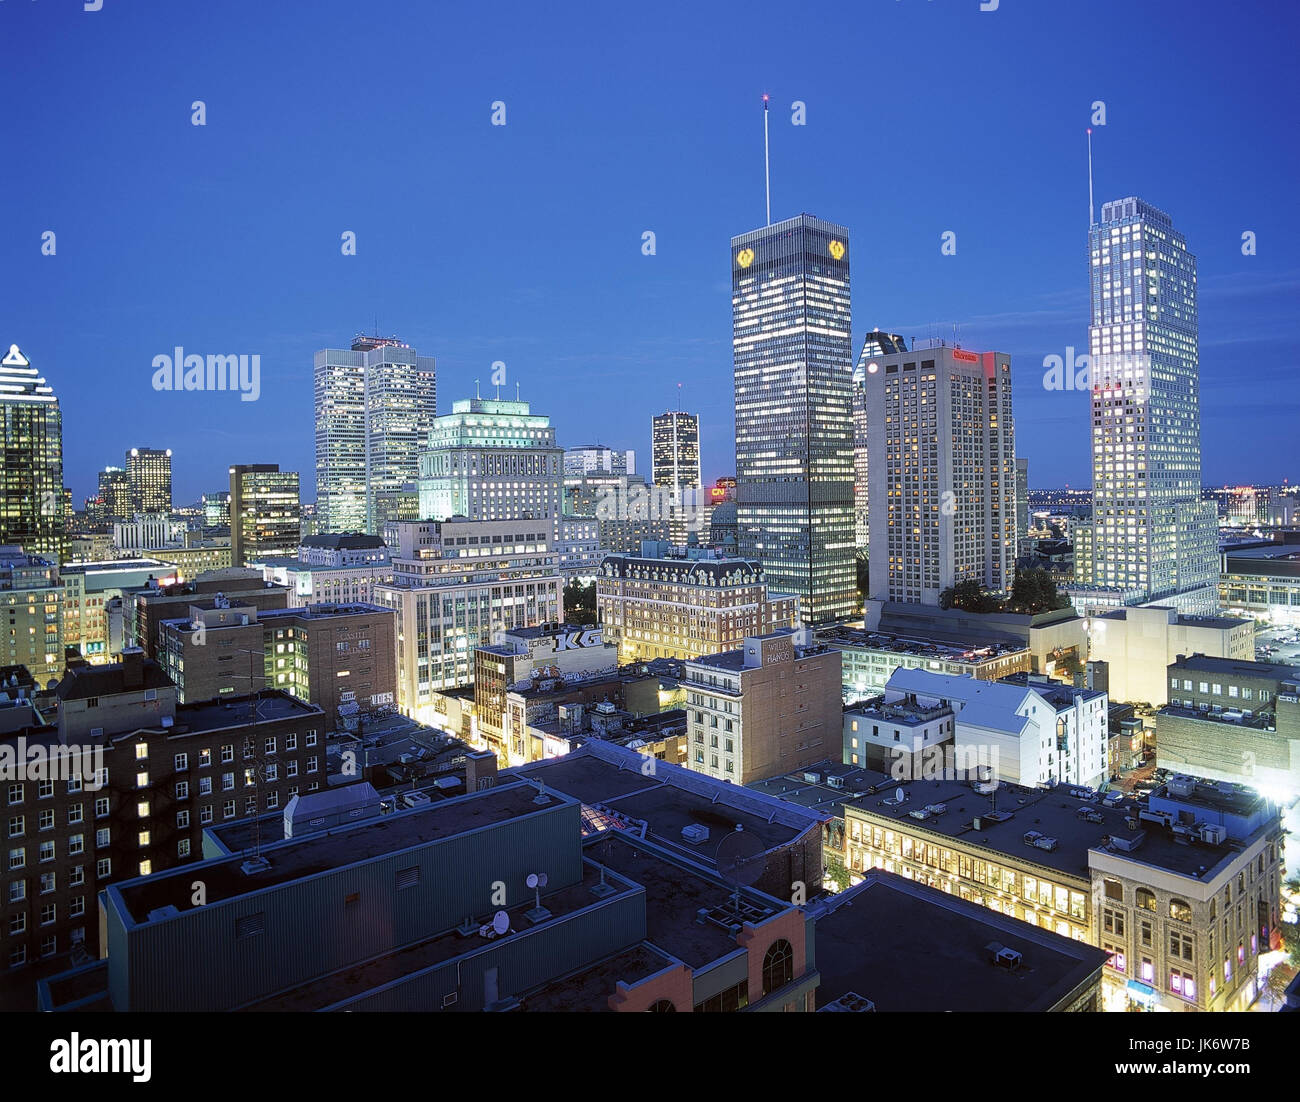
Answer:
314;336;437;534
229;464;301;567
0;548;61;682
125;448;172;516
373;519;562;725
0;346;64;563
732;215;856;625
1083;198;1218;613
597;550;797;664
683;629;842;784
864;341;1016;605
651;411;701;501
418;397;562;538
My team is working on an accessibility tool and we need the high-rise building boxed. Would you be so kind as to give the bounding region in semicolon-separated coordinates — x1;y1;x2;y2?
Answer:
314;336;437;534
373;518;562;723
0;345;64;561
202;490;230;527
1016;458;1030;544
650;411;700;499
732;214;856;625
125;447;172;515
0;546;61;680
851;331;906;552
229;464;301;566
1084;198;1218;613
97;467;131;524
417;397;562;536
563;445;635;477
865;342;1016;605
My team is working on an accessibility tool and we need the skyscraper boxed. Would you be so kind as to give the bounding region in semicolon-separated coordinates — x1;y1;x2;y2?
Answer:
97;466;131;522
865;342;1016;605
1084;198;1218;612
314;336;437;534
0;344;64;561
1015;458;1030;544
732;214;855;625
651;411;701;499
417;397;563;535
229;464;301;566
851;331;907;553
126;447;172;514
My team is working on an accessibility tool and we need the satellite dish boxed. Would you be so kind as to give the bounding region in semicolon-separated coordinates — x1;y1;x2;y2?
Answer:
526;873;538;889
492;910;510;936
536;872;549;888
896;787;904;803
716;828;766;888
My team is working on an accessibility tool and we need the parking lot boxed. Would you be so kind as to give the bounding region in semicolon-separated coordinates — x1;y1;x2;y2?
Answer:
1253;624;1300;666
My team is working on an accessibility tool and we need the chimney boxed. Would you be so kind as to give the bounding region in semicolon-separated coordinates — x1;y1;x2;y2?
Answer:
464;749;497;793
121;646;146;690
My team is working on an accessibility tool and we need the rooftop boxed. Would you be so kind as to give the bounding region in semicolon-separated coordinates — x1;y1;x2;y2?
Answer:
819;626;1027;662
811;871;1108;1012
1168;653;1300;679
115;781;573;924
55;654;173;701
300;533;386;551
844;777;1273;882
746;761;895;819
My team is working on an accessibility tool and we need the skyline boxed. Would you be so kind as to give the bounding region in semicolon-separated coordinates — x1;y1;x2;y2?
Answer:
4;0;1298;507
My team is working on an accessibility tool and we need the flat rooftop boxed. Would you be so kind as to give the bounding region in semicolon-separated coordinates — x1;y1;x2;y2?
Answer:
845;778;1269;882
813;872;1108;1012
116;781;571;924
244;858;634;1011
1169;654;1300;679
1098;608;1247;630
819;627;1028;662
747;762;895;819
521;943;673;1013
584;832;778;969
515;748;814;866
172;691;322;734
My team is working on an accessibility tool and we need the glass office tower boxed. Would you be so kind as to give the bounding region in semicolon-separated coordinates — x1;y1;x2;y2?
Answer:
731;214;855;625
1087;197;1218;612
315;336;437;535
651;411;701;500
0;344;64;562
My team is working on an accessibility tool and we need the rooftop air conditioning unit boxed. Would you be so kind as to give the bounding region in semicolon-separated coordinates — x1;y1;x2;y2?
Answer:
1200;824;1227;845
994;947;1023;970
681;823;709;845
826;775;844;789
803;771;822;784
1032;836;1058;852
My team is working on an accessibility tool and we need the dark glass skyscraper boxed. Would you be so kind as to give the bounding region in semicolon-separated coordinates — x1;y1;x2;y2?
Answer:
731;214;855;625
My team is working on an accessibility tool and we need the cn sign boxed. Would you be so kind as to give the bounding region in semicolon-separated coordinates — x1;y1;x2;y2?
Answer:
553;629;603;652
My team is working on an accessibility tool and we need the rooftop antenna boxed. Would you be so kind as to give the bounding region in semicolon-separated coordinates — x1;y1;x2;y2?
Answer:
762;94;771;226
475;378;480;400
515;380;521;402
1086;127;1095;226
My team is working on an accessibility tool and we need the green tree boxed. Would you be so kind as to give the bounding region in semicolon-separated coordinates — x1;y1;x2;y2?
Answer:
824;857;852;893
563;580;598;626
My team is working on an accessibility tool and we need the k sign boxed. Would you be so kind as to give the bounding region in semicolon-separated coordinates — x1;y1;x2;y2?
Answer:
553;629;603;652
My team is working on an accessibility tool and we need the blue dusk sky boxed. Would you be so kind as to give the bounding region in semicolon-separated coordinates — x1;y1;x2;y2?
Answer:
2;0;1297;505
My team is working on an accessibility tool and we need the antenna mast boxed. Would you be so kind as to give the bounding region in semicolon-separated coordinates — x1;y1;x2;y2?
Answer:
1086;127;1095;226
762;94;771;226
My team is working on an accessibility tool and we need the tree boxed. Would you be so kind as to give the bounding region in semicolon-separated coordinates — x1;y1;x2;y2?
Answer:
824;857;852;893
563;580;597;626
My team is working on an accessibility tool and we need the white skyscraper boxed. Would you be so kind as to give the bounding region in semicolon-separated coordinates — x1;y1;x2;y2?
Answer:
314;336;437;535
1084;198;1218;613
865;342;1016;605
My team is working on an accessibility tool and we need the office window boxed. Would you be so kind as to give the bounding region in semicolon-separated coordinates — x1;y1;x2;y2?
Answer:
70;897;85;918
38;779;54;799
38;809;53;831
96;828;110;848
68;834;84;856
39;871;55;894
97;858;111;878
176;810;190;829
178;839;190;858
175;781;189;801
